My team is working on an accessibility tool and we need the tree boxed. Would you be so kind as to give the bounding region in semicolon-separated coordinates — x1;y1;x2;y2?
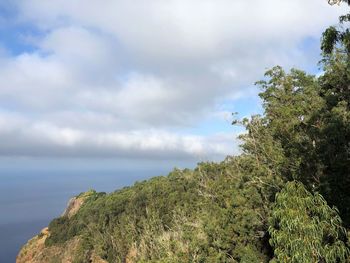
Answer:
328;0;350;5
252;67;324;187
323;0;350;54
269;181;349;263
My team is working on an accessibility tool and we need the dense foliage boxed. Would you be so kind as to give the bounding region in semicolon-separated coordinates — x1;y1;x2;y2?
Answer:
269;181;348;262
46;159;274;262
323;0;350;54
43;3;350;263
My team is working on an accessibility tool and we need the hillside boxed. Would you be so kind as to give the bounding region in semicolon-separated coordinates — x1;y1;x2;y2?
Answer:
17;159;275;262
17;6;350;263
16;153;349;263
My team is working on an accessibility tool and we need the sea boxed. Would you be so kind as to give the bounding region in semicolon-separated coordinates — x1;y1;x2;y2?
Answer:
0;163;183;263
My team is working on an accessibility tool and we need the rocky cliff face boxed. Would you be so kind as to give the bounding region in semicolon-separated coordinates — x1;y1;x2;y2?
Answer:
16;190;107;263
62;195;87;218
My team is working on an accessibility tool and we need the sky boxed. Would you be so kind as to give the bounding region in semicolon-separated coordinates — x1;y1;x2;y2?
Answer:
0;0;347;170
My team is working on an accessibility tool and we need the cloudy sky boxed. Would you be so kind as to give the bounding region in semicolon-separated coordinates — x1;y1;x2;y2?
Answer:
0;0;347;168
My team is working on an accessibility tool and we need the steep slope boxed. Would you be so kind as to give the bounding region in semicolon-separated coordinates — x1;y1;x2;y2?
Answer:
17;158;275;263
17;190;107;263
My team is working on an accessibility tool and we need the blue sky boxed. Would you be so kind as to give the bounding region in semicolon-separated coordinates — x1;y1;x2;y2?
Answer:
0;0;347;169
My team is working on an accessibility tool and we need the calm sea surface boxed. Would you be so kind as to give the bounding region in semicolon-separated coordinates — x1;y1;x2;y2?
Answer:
0;168;171;263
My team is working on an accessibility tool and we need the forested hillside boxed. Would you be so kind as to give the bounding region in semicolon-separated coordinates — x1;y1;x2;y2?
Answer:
17;2;350;263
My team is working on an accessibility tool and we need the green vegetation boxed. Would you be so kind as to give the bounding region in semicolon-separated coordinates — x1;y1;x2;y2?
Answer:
47;161;274;262
42;3;350;263
269;181;348;262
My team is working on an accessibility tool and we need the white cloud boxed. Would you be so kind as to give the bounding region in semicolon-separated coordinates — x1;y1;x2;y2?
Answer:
17;0;346;61
0;0;346;159
0;112;236;159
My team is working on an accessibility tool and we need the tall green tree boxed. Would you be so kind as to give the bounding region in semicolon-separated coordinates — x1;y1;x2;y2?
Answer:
313;49;350;225
323;0;350;54
256;67;323;187
269;181;349;263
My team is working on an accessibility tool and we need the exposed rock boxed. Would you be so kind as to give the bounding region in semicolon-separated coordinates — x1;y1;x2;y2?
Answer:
61;196;85;218
17;233;107;263
16;227;50;263
17;190;100;263
62;189;96;218
17;234;88;263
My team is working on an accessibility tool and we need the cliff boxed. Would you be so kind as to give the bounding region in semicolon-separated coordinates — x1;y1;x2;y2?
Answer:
16;190;107;263
16;160;274;263
16;158;349;262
